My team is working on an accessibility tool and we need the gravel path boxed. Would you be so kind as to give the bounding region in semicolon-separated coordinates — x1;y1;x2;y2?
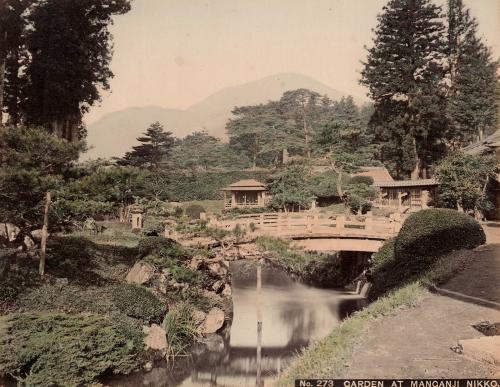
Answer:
346;243;500;378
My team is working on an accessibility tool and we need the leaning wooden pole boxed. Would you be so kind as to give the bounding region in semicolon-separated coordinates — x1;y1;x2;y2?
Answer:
39;192;51;276
256;260;263;387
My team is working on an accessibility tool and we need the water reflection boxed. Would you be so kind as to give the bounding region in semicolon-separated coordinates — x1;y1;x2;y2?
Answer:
107;261;367;387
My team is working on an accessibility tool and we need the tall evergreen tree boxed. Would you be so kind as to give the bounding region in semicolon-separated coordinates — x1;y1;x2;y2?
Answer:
361;0;448;179
117;122;174;170
19;0;130;140
446;0;500;148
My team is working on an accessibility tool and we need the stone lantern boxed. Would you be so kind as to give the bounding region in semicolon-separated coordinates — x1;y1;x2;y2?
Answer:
131;207;144;230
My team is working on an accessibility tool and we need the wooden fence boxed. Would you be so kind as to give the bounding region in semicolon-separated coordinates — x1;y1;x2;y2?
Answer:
213;212;402;239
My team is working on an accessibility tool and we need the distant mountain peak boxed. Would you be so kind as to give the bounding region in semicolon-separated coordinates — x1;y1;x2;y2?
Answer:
83;73;360;160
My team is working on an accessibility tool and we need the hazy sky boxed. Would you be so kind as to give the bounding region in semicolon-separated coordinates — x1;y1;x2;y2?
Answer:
84;0;500;124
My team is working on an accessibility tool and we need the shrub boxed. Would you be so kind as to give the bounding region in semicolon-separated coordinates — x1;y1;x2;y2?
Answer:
137;236;189;261
370;209;485;299
142;215;164;235
0;313;143;386
395;209;485;266
110;283;165;323
185;204;205;220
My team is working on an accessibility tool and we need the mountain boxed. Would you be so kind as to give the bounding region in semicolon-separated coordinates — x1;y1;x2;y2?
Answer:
83;73;365;160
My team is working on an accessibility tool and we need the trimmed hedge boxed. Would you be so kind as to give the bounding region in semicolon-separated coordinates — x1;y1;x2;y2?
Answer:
137;236;189;261
185;204;205;220
370;209;485;298
395;208;485;264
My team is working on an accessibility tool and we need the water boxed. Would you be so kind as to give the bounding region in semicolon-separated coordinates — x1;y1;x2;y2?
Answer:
108;261;367;387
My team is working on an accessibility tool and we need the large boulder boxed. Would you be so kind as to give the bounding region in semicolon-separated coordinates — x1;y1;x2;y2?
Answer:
0;223;21;242
125;261;155;285
143;324;168;354
208;261;228;277
203;307;225;334
23;235;36;251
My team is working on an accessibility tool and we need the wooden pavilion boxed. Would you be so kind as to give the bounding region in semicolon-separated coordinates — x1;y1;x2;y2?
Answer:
221;179;269;209
373;179;439;211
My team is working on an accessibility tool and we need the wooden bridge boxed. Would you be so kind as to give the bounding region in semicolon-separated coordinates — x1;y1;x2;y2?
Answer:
213;212;402;252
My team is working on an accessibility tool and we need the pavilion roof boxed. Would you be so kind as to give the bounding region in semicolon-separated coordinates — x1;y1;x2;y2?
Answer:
463;130;500;156
221;179;267;191
374;179;438;188
353;166;394;182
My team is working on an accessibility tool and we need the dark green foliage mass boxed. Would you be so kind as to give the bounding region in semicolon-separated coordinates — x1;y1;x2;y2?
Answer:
0;313;143;386
370;209;485;298
435;152;498;213
0;125;83;226
3;0;131;138
267;162;316;211
395;208;485;263
110;284;165;323
361;0;448;178
446;0;500;147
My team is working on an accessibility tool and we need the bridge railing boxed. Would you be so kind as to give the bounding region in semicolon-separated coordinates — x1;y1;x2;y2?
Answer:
213;212;401;238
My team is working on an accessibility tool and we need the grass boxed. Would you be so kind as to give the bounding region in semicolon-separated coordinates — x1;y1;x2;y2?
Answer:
276;249;476;385
72;221;141;247
162;302;200;361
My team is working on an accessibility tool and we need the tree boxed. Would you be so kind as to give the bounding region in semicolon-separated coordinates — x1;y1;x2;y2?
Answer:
446;0;500;148
361;0;448;179
117;122;174;170
267;162;316;212
16;0;131;139
435;152;498;214
279;88;323;158
171;131;250;171
0;125;83;228
315;119;379;197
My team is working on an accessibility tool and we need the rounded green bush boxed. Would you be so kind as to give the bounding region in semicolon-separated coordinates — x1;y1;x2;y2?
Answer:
184;204;206;220
110;284;165;323
395;208;485;265
137;236;188;260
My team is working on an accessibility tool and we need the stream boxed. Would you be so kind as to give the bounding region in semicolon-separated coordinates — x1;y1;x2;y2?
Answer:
108;260;367;387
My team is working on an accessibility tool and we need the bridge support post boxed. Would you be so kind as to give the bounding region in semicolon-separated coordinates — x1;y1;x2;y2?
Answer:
365;216;373;231
337;215;345;232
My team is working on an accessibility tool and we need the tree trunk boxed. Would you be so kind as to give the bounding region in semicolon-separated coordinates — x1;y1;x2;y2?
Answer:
303;112;310;158
39;192;51;276
0;17;6;127
336;171;344;199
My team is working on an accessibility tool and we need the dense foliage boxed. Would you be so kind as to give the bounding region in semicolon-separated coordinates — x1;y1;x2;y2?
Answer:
436;152;498;213
1;0;131;138
0;313;143;386
370;209;485;298
110;284;165;323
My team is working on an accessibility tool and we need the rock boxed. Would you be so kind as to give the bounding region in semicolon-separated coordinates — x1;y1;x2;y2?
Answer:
189;257;202;270
30;229;44;242
55;278;69;287
0;223;21;242
211;280;224;293
143;324;168;354
208;262;228;277
203;307;225;334
204;333;225;352
126;261;155;285
23;235;36;250
144;361;153;372
222;284;232;297
192;309;207;327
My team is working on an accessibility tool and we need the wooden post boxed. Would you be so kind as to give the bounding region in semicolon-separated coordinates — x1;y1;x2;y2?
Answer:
256;261;263;387
39;192;51;276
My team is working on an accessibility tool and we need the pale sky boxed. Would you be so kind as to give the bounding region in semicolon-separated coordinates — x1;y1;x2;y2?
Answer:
84;0;500;124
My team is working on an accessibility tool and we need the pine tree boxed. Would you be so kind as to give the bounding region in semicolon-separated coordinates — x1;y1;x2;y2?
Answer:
446;0;500;148
117;122;174;170
361;0;448;179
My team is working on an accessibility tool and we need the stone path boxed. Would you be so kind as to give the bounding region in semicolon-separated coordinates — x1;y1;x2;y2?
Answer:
346;244;500;378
